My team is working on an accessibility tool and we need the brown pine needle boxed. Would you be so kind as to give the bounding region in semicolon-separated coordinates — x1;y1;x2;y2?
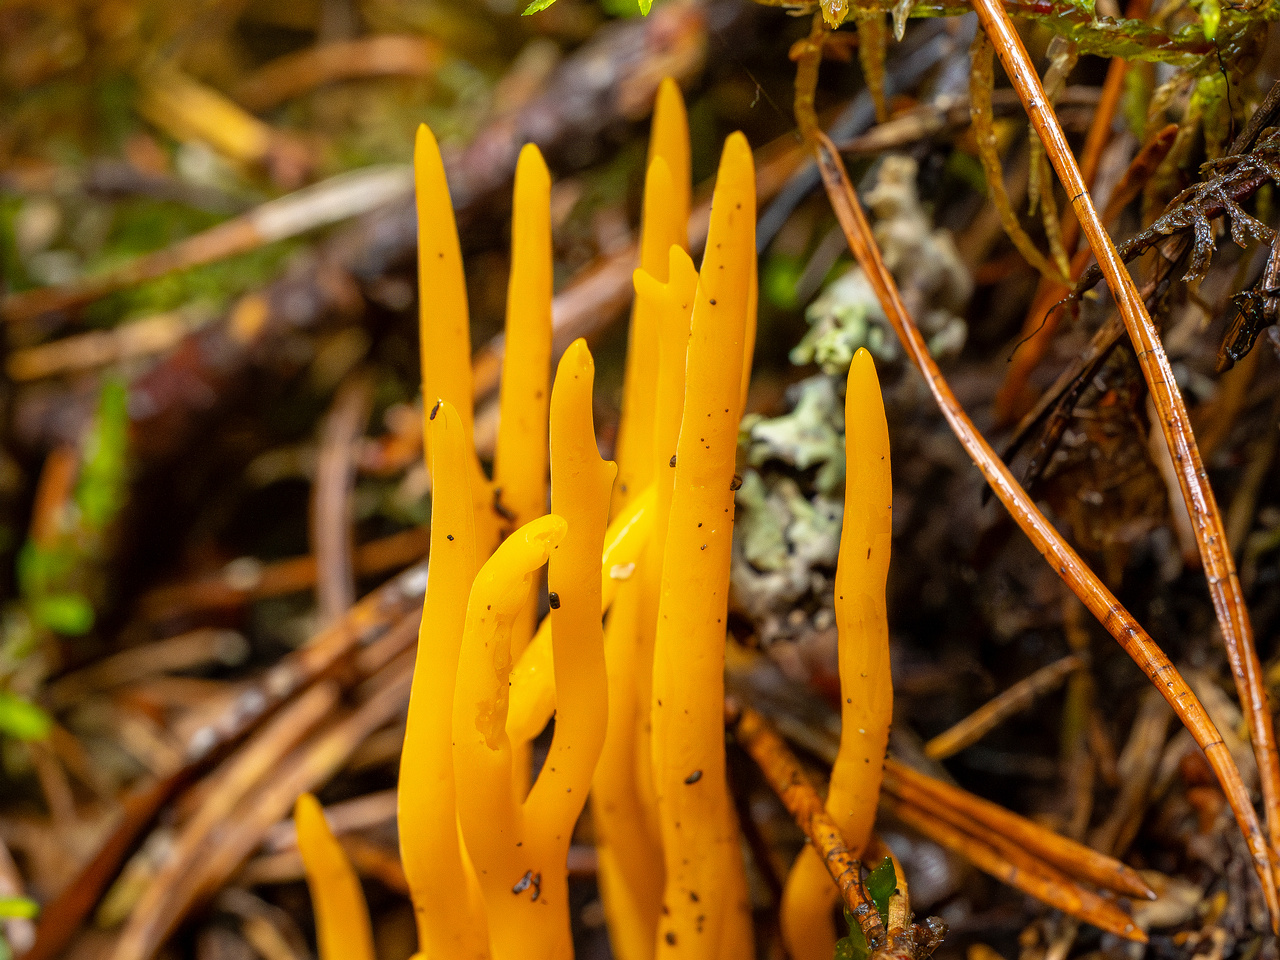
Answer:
882;759;1155;901
312;372;374;626
808;130;1280;929
924;652;1086;760
111;658;414;960
886;796;1144;942
106;683;341;960
967;0;1280;908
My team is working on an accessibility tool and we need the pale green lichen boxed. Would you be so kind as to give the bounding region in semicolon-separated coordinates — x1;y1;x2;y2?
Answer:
793;156;970;375
730;471;843;657
742;375;846;494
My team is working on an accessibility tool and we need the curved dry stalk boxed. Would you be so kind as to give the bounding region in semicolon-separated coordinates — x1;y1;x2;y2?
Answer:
969;32;1069;286
995;120;1178;425
966;0;1280;900
312;371;374;625
809;130;1280;930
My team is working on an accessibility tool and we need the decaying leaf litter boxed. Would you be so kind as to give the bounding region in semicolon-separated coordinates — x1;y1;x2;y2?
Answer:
2;0;1280;958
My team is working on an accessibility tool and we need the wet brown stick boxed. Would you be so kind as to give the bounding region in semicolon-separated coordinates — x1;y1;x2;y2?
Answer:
809;130;1280;926
923;652;1087;760
881;759;1154;901
968;0;1280;883
312;371;374;626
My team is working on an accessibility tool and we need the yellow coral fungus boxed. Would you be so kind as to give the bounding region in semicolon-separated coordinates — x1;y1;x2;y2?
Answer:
453;340;614;960
651;131;757;960
780;346;894;960
294;793;375;960
397;399;489;960
414;124;498;553
495;143;554;661
613;77;692;517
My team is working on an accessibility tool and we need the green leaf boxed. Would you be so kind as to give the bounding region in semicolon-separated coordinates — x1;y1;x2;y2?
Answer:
638;0;654;12
522;0;558;14
31;592;95;636
0;692;52;741
836;908;869;960
76;377;130;531
1200;0;1220;38
0;897;39;920
867;856;897;924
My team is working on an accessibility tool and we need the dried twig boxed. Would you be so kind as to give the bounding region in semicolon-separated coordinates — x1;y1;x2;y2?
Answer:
734;705;939;960
0;167;413;324
46;629;249;708
967;0;1280;903
6;309;209;382
139;526;431;622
